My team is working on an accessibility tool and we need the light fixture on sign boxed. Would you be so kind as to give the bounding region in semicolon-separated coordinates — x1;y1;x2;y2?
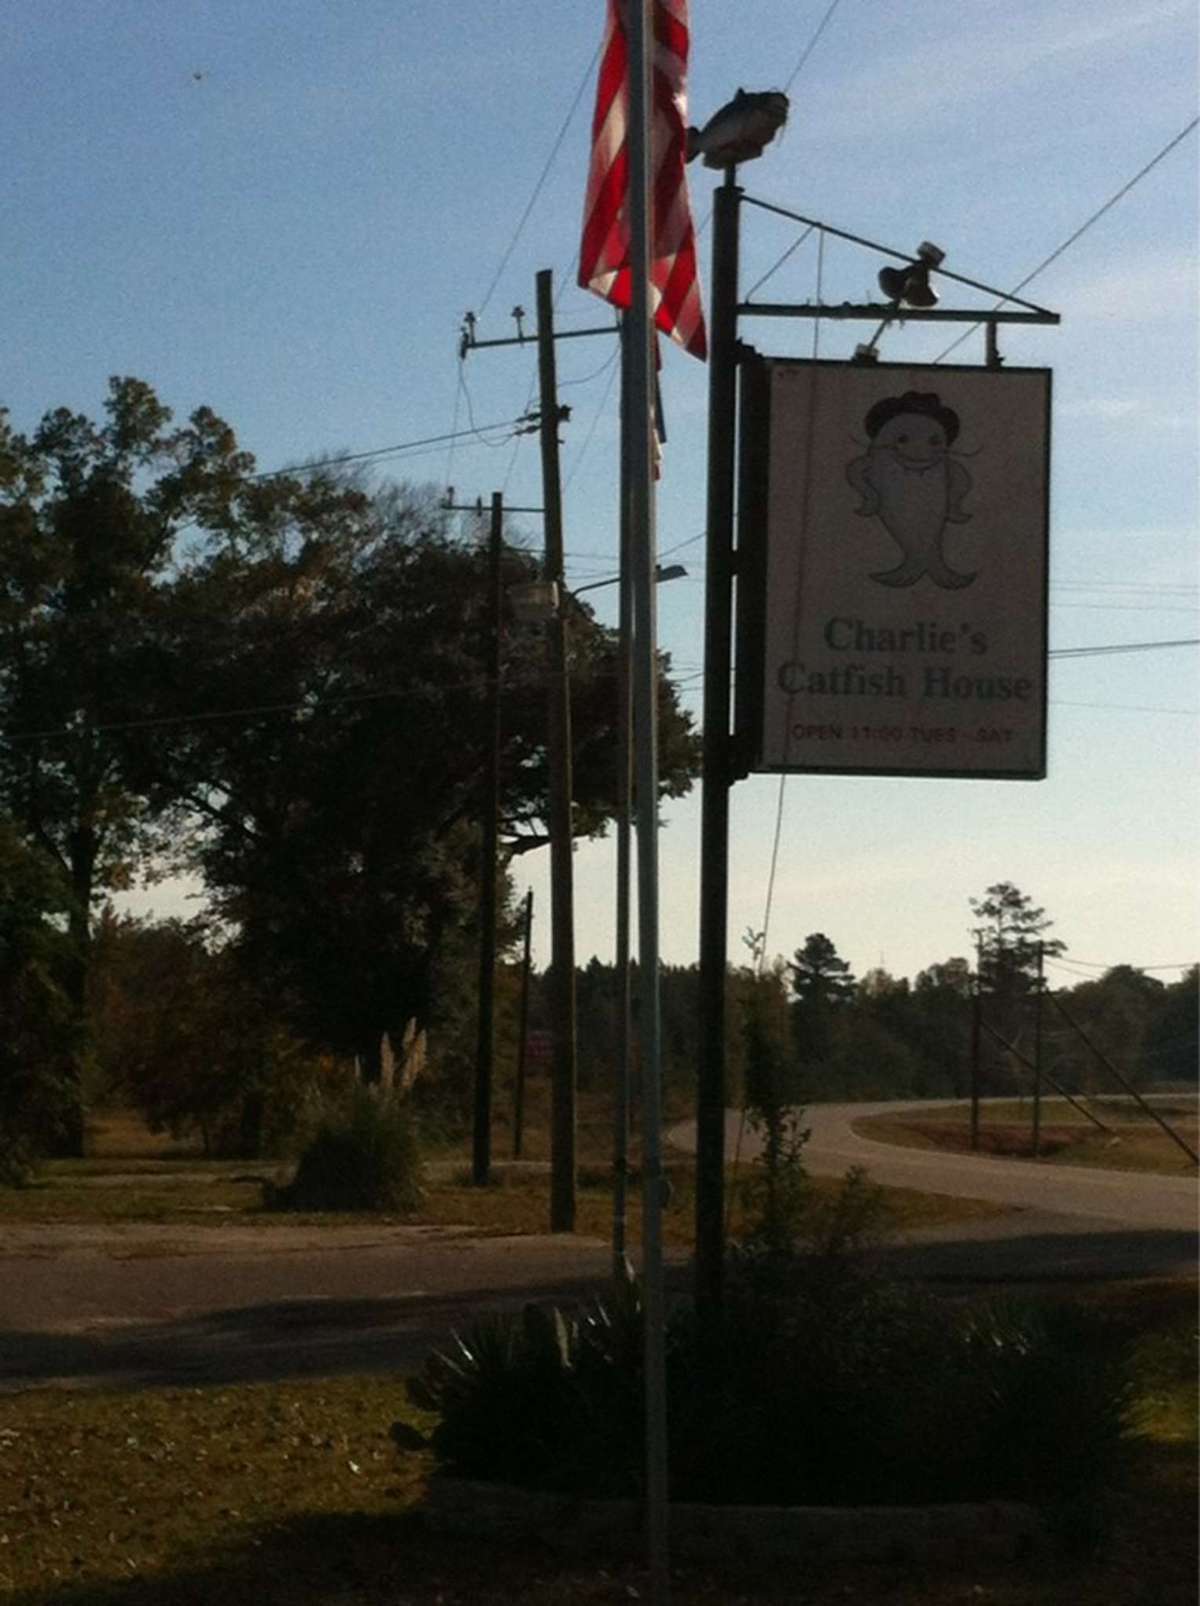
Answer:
878;241;945;309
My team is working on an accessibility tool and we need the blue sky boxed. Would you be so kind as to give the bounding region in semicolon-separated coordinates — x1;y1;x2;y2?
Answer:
5;1;1197;987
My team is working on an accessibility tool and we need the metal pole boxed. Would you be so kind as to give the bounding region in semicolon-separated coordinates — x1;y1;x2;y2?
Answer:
472;493;503;1186
512;889;533;1160
695;168;741;1320
614;314;634;1274
1031;942;1044;1158
627;3;670;1597
536;268;578;1233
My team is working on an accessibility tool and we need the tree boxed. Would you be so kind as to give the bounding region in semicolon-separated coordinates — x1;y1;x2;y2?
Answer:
969;881;1065;996
1142;966;1198;1087
0;822;77;1175
88;910;332;1156
910;957;975;1096
0;378;360;1150
1058;965;1166;1092
135;479;700;1078
789;933;856;1065
968;882;1065;1092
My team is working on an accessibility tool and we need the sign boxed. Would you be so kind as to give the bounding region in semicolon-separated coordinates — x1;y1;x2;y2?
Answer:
736;357;1051;779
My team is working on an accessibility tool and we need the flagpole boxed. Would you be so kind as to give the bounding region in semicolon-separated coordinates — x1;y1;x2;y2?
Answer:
625;1;670;1598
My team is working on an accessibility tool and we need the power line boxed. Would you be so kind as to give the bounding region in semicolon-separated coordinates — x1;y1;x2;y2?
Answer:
476;41;602;318
935;115;1200;362
249;416;532;481
1045;954;1195;976
1049;637;1200;659
784;0;846;92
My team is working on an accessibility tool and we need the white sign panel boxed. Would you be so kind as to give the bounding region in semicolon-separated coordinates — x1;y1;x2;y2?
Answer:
750;359;1050;778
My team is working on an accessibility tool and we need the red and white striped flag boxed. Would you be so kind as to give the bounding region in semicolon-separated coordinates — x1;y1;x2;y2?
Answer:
578;0;707;361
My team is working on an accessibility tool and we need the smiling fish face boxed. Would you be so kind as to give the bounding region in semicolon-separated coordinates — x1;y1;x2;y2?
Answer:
871;410;952;472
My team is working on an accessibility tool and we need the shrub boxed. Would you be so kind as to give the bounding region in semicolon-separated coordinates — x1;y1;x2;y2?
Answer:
406;1262;646;1497
272;1085;424;1212
405;1268;1129;1516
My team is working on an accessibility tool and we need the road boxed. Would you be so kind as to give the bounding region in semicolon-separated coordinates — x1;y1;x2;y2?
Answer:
0;1104;1194;1394
683;1100;1198;1230
672;1099;1197;1287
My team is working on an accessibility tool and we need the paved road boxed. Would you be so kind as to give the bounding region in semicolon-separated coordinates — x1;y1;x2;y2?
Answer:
670;1100;1197;1288
675;1100;1198;1231
0;1223;629;1394
1;1104;1194;1394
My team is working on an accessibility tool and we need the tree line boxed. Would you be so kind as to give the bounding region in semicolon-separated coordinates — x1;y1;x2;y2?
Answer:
0;376;699;1166
35;882;1193;1165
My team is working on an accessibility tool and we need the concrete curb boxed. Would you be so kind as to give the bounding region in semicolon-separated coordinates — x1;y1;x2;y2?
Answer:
423;1476;1042;1564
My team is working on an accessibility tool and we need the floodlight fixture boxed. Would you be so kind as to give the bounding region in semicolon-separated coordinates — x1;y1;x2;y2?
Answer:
878;241;946;309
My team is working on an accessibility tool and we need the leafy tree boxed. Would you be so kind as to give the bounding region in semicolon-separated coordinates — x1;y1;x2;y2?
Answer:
0;378;361;1149
133;478;700;1079
88;910;334;1156
1142;966;1198;1087
1057;964;1166;1092
0;822;77;1175
910;957;975;1096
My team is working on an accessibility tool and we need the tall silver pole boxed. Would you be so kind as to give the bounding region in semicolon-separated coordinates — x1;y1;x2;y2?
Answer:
614;315;633;1273
626;2;670;1598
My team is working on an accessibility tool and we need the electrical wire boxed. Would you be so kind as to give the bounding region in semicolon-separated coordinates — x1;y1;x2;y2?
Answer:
934;115;1200;363
475;41;602;319
783;0;846;93
248;417;531;481
1049;638;1199;659
1045;955;1195;975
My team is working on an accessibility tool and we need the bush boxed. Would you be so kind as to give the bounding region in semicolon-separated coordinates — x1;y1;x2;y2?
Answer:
407;1263;646;1497
404;1265;1129;1516
272;1085;424;1212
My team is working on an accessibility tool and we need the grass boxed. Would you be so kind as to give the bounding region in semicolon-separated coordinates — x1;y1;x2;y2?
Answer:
856;1097;1199;1174
0;1098;1007;1241
0;1281;1194;1605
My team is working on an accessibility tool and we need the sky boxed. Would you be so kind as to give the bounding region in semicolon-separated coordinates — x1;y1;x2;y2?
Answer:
4;1;1198;990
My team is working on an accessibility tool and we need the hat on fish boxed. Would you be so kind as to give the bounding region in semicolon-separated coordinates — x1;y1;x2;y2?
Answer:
864;391;960;445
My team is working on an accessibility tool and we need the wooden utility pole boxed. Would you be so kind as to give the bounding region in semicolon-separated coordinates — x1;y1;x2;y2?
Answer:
536;268;578;1234
472;493;504;1186
1031;941;1044;1158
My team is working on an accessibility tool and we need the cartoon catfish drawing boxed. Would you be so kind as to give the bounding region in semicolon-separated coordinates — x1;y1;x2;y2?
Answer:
845;391;975;589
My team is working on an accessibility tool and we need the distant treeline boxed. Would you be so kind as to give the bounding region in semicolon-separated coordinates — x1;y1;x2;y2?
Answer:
518;952;1198;1108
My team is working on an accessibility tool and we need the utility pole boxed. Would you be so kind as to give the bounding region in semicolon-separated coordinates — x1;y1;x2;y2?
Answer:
1031;941;1044;1158
970;932;983;1152
472;493;504;1186
536;268;578;1234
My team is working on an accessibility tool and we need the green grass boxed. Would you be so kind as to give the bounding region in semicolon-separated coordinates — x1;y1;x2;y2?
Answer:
0;1281;1194;1605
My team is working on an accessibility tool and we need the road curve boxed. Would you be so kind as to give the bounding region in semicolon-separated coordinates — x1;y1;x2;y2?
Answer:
670;1100;1198;1232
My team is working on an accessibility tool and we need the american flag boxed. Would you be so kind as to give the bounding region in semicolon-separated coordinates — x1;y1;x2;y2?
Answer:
578;0;707;361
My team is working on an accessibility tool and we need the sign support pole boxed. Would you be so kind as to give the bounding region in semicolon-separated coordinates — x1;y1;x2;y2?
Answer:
696;168;742;1319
